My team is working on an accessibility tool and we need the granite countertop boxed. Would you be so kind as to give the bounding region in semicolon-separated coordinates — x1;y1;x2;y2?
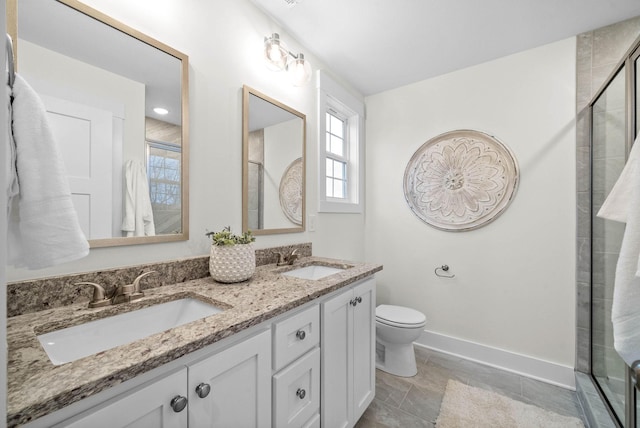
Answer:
7;257;382;427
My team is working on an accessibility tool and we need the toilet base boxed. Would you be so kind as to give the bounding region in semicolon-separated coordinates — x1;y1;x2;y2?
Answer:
375;341;418;377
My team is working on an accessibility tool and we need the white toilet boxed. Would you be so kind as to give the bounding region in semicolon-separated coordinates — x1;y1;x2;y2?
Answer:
375;304;427;377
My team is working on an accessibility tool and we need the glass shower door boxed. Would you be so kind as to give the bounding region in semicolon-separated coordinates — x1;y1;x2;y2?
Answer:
591;64;628;424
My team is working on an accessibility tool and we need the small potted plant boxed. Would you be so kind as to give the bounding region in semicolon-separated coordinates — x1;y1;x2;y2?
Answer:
206;226;256;283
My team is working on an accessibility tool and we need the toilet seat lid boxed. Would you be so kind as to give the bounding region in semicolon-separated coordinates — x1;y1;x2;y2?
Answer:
376;304;426;326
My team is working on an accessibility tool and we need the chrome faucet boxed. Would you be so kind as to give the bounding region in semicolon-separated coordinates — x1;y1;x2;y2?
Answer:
77;271;156;308
276;249;299;266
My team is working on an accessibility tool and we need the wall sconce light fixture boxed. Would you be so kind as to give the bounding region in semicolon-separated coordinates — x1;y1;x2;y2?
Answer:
264;33;312;86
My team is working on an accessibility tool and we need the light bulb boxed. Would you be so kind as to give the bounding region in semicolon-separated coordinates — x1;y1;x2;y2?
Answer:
264;33;288;71
287;54;312;86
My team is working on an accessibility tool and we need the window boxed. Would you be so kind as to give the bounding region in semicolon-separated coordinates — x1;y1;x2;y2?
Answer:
317;71;364;213
146;140;182;234
325;111;347;199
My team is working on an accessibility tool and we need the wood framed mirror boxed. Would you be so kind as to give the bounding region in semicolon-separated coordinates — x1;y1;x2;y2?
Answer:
242;86;305;235
8;0;189;248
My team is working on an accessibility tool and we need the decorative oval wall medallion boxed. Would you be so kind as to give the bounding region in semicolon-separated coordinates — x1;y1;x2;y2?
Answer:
279;158;303;225
403;130;519;231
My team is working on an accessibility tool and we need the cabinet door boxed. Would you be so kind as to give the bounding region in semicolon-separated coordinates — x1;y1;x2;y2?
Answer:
55;368;188;428
273;347;320;428
321;288;353;428
352;278;376;421
188;329;271;428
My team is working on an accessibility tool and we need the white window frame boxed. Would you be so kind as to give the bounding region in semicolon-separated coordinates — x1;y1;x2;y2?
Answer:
317;70;365;213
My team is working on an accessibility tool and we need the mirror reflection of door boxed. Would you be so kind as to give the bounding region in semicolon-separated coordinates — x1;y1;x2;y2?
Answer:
42;95;116;240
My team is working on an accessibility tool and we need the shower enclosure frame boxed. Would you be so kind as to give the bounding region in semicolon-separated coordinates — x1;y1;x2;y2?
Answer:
587;33;640;428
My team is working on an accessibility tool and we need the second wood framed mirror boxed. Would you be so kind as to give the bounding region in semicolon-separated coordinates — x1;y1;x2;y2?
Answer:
242;86;305;235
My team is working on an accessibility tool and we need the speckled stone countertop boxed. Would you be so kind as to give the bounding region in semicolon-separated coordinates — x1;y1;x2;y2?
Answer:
7;257;382;427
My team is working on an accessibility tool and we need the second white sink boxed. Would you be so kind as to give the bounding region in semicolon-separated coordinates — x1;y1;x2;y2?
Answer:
282;265;345;280
38;298;223;365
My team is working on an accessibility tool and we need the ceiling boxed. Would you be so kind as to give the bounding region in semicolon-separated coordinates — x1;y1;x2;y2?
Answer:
251;0;640;96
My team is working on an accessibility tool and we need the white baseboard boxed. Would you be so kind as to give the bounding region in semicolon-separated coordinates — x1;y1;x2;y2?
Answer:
415;330;576;390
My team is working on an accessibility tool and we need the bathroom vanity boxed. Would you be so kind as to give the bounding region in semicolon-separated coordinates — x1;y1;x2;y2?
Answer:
7;257;381;428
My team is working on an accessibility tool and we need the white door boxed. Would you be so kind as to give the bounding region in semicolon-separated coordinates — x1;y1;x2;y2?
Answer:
41;95;113;240
188;330;272;428
352;278;376;422
321;288;353;428
55;368;188;428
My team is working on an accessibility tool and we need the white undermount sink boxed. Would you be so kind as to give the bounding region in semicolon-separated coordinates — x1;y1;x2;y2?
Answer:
37;298;224;365
282;265;345;280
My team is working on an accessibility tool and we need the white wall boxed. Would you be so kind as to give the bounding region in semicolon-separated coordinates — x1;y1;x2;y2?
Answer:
7;0;366;282
365;38;577;369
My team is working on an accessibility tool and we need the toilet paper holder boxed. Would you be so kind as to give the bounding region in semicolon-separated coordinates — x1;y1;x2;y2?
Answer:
435;265;455;278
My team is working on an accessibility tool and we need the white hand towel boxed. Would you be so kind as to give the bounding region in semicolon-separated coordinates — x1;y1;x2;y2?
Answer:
597;135;640;366
7;74;89;269
121;159;155;237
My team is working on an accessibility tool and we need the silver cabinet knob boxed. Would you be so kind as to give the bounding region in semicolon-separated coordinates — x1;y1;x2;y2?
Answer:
296;330;306;340
195;382;211;398
296;388;306;399
356;296;362;304
350;299;357;306
170;395;188;413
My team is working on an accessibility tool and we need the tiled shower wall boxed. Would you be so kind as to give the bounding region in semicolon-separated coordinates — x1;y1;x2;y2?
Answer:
575;16;640;375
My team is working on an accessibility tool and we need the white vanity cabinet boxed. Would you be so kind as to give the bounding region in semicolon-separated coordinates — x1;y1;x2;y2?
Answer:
188;329;271;428
23;274;378;428
52;368;189;428
32;330;271;428
321;277;376;428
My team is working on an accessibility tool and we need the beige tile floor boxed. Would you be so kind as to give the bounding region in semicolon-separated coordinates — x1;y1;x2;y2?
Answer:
355;346;588;427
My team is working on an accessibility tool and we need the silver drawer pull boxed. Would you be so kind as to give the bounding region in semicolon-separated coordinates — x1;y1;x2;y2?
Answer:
195;382;211;398
296;330;306;340
170;395;188;412
296;388;306;399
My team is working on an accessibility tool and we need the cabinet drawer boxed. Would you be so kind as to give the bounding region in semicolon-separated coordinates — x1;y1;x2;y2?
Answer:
273;347;320;428
273;304;319;371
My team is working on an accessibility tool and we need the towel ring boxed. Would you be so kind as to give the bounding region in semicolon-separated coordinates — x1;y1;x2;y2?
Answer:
435;265;455;278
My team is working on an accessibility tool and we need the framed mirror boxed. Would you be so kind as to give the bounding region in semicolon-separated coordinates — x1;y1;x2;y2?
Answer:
242;86;305;235
9;0;189;248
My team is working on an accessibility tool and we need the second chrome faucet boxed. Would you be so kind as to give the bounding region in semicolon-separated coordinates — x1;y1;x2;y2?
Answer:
276;249;299;266
77;271;156;308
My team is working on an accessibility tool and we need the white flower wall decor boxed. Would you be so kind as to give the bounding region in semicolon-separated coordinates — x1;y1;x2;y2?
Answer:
403;130;519;231
279;157;303;225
